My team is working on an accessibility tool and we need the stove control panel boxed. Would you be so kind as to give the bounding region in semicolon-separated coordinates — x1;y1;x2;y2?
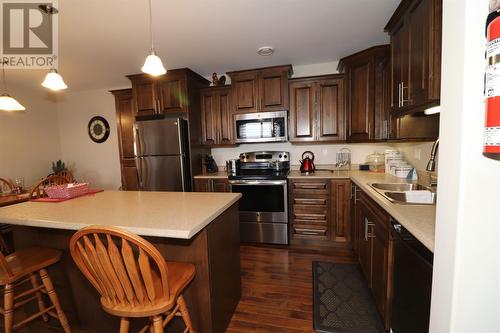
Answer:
239;151;290;163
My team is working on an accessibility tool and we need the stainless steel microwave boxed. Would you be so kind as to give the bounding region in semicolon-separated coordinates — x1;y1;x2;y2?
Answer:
234;111;288;143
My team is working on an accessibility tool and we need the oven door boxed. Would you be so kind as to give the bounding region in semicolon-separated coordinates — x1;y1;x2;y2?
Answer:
229;180;287;223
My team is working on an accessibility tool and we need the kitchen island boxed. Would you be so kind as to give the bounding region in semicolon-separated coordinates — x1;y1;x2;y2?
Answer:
0;191;242;333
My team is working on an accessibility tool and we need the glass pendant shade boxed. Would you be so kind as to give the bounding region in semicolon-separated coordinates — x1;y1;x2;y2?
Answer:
424;105;441;115
41;69;68;91
0;93;26;111
141;50;166;76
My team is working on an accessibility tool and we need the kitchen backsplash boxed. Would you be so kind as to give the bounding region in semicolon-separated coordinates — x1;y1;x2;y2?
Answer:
210;142;392;166
210;141;437;172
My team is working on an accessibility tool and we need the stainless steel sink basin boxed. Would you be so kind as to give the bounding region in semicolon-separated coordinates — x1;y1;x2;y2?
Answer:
369;183;436;205
383;191;436;205
370;183;427;191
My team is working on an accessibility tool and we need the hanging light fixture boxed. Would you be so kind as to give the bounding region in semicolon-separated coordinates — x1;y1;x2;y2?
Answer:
0;60;25;112
39;5;67;91
141;0;166;76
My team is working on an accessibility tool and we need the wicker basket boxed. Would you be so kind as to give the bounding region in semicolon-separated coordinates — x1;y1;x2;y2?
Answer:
45;183;89;199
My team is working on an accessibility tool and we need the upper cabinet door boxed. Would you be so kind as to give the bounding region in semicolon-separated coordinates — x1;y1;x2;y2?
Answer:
231;72;259;113
217;88;234;144
289;79;316;142
347;62;372;141
260;68;290;112
316;76;345;142
132;79;157;116
386;0;442;114
201;91;217;145
158;74;187;114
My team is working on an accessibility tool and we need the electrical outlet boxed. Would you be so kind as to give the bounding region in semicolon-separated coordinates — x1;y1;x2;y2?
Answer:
414;148;422;160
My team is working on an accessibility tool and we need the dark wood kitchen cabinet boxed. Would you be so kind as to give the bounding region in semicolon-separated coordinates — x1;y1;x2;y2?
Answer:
194;178;230;193
289;75;345;143
128;68;210;116
201;86;235;146
353;187;393;330
385;0;442;115
227;65;292;113
111;88;139;190
338;45;391;142
289;178;351;245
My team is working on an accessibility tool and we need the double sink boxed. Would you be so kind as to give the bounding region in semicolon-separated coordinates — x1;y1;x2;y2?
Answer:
369;183;436;205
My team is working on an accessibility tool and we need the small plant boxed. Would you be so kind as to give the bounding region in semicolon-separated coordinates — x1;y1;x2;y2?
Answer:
51;160;67;175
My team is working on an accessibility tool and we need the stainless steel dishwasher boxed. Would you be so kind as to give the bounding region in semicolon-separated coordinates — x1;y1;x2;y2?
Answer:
391;220;434;333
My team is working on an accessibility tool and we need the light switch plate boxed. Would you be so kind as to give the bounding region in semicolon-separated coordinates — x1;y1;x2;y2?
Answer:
414;148;422;160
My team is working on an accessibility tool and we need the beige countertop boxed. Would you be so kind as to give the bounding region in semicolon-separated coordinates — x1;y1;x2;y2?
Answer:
0;191;241;239
193;169;435;251
193;171;229;179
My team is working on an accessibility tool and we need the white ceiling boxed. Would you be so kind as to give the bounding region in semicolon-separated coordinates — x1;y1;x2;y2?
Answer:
8;0;399;92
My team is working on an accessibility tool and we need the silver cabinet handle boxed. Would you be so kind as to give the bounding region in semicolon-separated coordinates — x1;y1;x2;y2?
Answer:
364;217;376;240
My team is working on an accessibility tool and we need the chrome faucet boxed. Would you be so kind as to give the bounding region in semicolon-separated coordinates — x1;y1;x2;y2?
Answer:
426;139;439;172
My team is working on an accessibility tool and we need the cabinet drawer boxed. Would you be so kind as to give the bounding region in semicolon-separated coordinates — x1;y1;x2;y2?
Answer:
293;225;327;236
293;198;328;206
293;219;327;226
291;181;330;195
293;211;327;221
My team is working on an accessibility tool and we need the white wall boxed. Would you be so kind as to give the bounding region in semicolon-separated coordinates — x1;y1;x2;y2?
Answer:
211;142;392;168
56;89;122;190
430;0;500;331
0;85;61;187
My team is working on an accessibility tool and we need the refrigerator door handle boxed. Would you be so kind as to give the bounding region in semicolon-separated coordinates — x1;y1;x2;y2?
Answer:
134;125;142;157
136;157;144;190
177;120;186;191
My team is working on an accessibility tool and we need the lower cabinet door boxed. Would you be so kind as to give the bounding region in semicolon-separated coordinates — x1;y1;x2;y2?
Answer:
212;179;230;192
194;179;212;192
121;159;139;191
357;201;372;285
372;223;389;318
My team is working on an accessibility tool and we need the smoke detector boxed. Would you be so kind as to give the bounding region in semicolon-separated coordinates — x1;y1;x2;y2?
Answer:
257;46;274;56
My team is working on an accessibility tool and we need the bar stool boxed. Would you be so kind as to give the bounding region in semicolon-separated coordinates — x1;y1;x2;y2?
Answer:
69;225;196;333
0;247;71;332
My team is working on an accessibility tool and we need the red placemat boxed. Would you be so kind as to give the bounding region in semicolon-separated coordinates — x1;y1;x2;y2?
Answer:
31;189;104;202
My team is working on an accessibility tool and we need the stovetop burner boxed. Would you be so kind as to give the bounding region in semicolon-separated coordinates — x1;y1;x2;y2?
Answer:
229;151;291;181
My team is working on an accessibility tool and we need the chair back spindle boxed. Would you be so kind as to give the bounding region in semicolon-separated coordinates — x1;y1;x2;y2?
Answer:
69;226;169;309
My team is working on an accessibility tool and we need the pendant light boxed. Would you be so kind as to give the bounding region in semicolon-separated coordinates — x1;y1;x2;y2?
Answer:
0;60;25;112
141;0;166;76
39;5;67;91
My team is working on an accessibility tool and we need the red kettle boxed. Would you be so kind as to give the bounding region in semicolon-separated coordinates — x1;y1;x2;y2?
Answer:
300;151;315;173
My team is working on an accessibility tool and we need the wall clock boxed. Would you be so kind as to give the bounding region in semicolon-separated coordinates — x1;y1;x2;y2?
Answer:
88;116;110;143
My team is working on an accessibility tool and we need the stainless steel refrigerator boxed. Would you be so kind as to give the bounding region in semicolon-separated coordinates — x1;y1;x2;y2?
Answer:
134;118;191;191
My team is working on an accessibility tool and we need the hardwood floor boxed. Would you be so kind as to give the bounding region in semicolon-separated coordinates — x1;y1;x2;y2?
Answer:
4;244;355;332
227;245;356;333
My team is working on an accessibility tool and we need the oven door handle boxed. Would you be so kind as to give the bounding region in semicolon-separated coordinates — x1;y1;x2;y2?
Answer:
228;180;287;186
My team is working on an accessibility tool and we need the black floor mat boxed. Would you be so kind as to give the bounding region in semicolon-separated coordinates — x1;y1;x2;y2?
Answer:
312;261;386;333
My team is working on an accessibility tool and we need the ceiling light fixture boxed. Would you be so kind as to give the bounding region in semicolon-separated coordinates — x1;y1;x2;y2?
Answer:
39;5;67;91
141;0;166;76
257;46;275;56
0;60;25;112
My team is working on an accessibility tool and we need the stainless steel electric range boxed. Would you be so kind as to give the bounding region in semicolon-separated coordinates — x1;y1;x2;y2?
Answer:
228;151;290;245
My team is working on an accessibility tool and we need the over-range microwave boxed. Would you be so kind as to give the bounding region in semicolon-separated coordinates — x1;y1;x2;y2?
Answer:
234;111;288;143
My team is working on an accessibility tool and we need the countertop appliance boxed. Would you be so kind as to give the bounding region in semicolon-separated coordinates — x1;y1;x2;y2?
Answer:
300;151;316;173
391;220;434;333
234;111;288;143
134;118;191;191
229;151;290;245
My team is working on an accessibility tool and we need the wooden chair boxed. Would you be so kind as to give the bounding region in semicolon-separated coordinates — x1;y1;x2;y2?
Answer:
0;178;14;194
0;247;70;332
28;175;71;200
69;225;196;333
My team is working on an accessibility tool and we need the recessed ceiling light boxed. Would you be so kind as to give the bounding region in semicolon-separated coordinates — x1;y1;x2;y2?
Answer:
257;46;274;56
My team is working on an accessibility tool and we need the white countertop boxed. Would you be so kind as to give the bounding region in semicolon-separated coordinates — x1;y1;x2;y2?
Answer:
0;191;242;239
